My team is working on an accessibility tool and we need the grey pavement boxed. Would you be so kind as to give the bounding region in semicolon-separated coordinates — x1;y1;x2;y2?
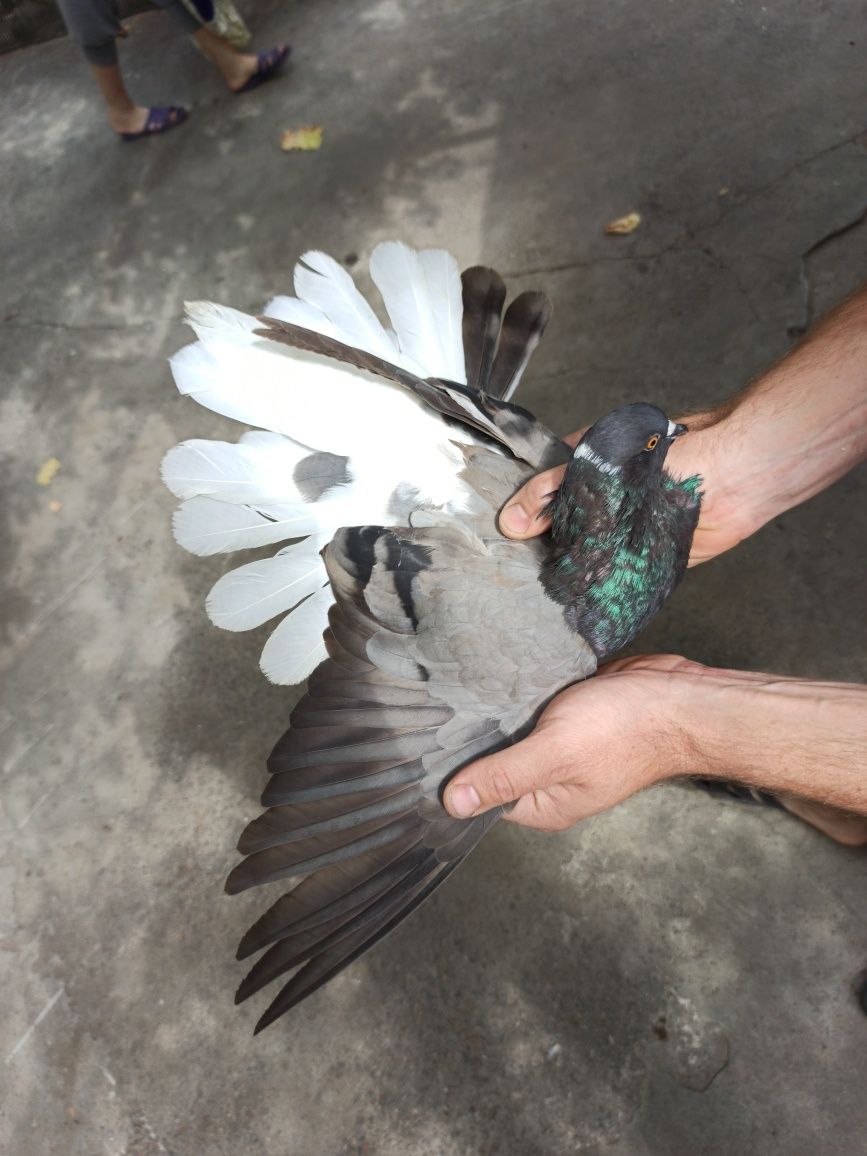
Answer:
1;1;866;1153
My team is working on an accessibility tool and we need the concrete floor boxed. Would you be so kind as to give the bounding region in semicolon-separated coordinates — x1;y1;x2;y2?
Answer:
2;1;866;1153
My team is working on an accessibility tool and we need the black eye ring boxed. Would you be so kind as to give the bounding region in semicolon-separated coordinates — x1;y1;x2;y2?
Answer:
645;434;660;451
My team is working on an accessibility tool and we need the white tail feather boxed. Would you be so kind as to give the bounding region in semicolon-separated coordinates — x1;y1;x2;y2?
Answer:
184;301;259;344
260;296;339;338
166;242;490;683
294;250;410;366
206;542;328;632
259;585;333;683
369;242;442;374
239;430;301;450
173;497;320;556
169;327;443;457
369;241;465;381
161;437;311;503
418;248;466;382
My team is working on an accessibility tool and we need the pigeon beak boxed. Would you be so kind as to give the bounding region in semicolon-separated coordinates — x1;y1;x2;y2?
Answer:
667;420;688;439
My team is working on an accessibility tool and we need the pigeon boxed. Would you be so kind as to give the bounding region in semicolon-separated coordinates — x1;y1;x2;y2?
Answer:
162;241;701;1031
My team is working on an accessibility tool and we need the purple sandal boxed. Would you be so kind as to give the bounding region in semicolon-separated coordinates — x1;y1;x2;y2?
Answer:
234;44;291;94
120;105;189;142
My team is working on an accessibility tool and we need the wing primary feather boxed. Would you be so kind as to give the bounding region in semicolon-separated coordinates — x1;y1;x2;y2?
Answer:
252;859;464;1032
225;813;419;895
263;759;427;806
486;291;553;401
236;832;425;959
291;702;450;729
267;729;442;772
172;497;319;557
237;783;422;855
205;547;327;632
237;853;438;1006
460;266;506;391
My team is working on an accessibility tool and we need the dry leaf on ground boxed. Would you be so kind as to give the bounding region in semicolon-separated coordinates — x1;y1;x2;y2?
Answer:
604;211;641;235
281;125;324;152
36;458;61;486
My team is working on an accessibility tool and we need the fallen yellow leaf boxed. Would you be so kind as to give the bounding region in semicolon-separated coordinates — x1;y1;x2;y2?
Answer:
281;125;323;152
36;457;61;486
604;211;641;236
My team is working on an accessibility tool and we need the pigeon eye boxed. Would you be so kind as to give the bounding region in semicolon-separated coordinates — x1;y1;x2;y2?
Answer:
645;434;660;450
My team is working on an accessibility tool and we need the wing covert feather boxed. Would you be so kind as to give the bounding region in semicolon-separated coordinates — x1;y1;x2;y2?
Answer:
228;518;595;1028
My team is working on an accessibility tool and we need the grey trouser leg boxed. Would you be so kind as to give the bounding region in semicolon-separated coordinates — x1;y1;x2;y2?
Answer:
55;0;202;67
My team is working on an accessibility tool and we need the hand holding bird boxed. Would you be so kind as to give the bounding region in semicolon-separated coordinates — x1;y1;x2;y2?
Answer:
446;654;700;828
495;414;759;567
445;655;867;841
448;284;867;843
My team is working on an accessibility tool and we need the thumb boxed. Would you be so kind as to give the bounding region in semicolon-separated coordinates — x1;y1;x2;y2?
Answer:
498;466;566;539
444;733;554;818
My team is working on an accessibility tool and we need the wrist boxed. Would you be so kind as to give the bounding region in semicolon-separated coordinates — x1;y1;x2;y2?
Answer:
656;673;716;783
668;412;766;564
619;665;716;786
635;662;770;785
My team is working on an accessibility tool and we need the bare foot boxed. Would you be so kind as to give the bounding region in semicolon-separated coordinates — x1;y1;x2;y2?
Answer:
109;105;150;135
225;45;291;93
779;795;867;847
225;54;261;93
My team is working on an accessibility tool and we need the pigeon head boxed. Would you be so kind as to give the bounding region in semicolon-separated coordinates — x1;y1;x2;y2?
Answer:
572;403;687;483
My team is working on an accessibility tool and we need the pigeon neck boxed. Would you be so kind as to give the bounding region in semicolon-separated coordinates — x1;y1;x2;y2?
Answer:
546;455;632;548
540;458;699;657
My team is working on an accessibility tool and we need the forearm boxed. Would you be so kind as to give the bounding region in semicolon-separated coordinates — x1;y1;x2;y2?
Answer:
672;286;867;539
444;656;867;832
667;666;867;815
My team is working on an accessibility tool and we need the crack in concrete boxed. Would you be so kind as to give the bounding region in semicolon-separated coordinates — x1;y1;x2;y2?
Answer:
506;129;867;315
656;126;867;232
502;251;656;278
787;202;867;335
502;226;699;279
7;131;865;351
505;230;764;328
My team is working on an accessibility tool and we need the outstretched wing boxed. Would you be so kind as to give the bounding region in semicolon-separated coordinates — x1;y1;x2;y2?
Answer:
227;518;596;1030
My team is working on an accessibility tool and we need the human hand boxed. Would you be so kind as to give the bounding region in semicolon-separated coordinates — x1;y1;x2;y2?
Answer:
499;416;756;566
444;653;867;835
444;654;703;831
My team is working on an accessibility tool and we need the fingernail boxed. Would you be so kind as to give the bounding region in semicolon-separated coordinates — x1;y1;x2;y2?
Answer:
447;783;481;818
500;504;529;535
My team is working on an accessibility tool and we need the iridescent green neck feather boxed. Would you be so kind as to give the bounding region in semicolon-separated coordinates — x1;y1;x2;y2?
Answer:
540;459;701;658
